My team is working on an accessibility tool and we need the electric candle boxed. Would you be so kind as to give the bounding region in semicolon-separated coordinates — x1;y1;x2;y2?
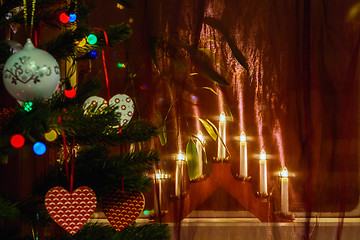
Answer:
259;149;268;195
196;131;204;178
239;131;248;178
217;112;226;159
154;169;164;215
175;152;186;197
280;167;289;213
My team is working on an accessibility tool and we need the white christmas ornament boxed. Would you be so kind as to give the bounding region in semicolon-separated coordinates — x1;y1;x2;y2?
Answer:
3;38;60;101
83;94;134;126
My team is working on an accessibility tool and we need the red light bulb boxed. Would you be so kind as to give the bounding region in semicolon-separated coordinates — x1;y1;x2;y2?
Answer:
59;12;70;24
10;134;25;148
65;88;76;98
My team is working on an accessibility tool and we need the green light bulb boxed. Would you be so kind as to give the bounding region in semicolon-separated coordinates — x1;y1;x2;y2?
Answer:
24;102;33;112
87;34;97;45
117;62;126;68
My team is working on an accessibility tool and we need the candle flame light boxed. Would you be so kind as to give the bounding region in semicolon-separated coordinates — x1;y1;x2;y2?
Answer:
259;149;268;195
280;167;288;178
280;167;289;213
197;131;204;143
175;151;186;197
240;131;246;142
177;151;186;161
217;112;227;160
239;131;248;178
219;111;226;122
260;149;266;161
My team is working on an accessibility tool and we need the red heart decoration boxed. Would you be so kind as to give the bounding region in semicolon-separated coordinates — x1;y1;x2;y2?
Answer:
45;186;97;235
103;189;145;231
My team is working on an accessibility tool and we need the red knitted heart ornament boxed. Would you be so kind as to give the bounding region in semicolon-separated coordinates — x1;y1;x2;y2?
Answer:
103;189;145;231
45;186;97;235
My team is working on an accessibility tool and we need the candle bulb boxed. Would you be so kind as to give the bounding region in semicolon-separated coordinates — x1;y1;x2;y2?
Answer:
259;149;268;195
154;169;163;215
239;131;248;178
280;167;289;213
217;112;226;159
175;152;186;197
196;131;204;178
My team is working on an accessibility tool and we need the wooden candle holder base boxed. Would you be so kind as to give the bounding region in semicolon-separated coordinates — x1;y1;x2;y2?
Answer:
213;156;230;163
161;162;293;223
189;174;207;183
235;174;252;182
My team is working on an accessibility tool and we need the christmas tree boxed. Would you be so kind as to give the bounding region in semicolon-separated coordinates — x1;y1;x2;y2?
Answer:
0;0;169;239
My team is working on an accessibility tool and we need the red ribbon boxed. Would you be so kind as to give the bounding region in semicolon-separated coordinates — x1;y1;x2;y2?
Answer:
70;137;76;193
58;116;69;180
34;29;38;47
121;177;125;197
94;28;110;102
58;116;76;193
34;20;43;47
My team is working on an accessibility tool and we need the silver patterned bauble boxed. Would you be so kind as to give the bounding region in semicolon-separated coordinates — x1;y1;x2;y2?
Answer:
3;38;60;101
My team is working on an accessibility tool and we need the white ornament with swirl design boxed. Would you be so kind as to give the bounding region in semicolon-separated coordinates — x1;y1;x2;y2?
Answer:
3;38;60;101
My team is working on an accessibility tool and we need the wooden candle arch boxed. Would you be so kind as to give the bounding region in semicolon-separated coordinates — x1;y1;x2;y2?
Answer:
160;162;293;223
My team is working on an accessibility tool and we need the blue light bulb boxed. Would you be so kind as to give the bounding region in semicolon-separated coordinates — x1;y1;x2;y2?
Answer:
87;50;98;59
69;13;77;22
33;142;46;155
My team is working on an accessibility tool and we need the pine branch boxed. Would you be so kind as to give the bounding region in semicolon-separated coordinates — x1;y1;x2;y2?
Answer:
0;0;22;19
0;0;66;29
114;222;170;240
0;78;159;163
33;146;159;197
0;195;20;221
39;23;132;61
62;222;170;240
120;120;159;143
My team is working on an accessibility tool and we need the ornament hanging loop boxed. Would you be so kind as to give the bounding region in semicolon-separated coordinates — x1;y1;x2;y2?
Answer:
22;0;37;39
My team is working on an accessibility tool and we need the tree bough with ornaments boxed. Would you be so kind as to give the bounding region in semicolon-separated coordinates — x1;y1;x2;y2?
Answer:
0;0;169;239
